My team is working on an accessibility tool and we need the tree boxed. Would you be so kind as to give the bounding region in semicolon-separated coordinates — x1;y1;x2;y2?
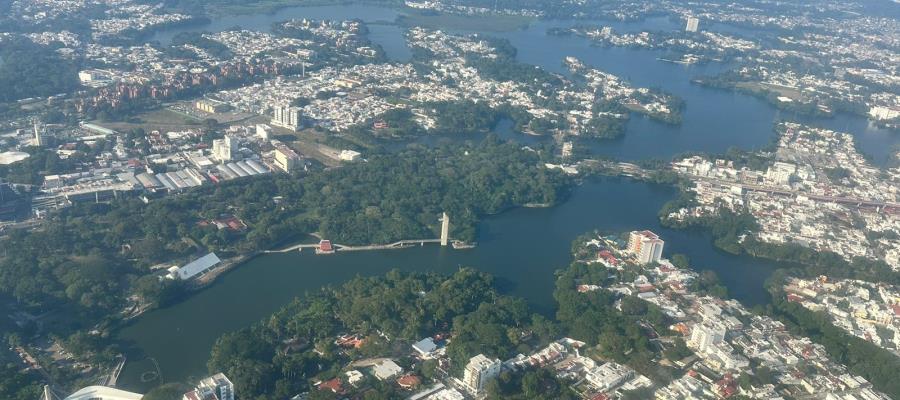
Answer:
0;364;42;400
670;254;690;269
143;383;192;400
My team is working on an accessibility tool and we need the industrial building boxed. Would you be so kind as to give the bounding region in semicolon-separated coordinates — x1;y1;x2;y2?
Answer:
195;99;232;114
214;159;270;181
274;146;301;173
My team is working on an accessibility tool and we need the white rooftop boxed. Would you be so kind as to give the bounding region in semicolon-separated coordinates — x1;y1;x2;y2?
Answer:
373;359;403;380
412;338;437;355
64;386;143;400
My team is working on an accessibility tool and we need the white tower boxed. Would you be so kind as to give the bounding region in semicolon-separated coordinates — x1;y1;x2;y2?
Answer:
440;212;449;246
33;119;44;147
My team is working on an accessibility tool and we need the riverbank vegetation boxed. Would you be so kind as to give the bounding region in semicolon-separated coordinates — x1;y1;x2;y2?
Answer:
206;268;560;399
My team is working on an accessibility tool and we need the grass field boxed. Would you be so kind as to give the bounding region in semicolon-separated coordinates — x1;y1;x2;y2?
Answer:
95;108;202;133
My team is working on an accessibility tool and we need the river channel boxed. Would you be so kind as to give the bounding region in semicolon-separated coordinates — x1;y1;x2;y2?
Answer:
118;4;899;391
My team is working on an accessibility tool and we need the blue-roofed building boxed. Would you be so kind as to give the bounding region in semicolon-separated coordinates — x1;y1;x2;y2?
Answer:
167;253;221;280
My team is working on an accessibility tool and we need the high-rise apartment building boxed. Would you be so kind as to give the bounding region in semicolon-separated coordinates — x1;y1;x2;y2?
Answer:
685;16;700;32
463;354;502;395
271;104;302;131
627;230;665;264
212;135;236;162
689;322;726;354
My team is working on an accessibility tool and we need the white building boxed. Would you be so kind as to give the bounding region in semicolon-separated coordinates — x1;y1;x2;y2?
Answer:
685;16;700;32
339;149;361;161
463;354;502;395
412;337;438;357
689;321;726;354
373;359;403;380
345;370;365;386
272;104;302;131
585;362;634;392
63;386;143;400
212;135;236;162
869;106;900;120
627;230;665;264
256;124;272;139
166;253;221;280
766;161;797;185
183;373;234;400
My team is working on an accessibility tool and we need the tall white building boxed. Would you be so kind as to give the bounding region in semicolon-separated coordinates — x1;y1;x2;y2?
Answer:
256;123;272;139
463;354;502;395
212;135;236;162
272;104;302;131
688;322;726;354
627;230;665;264
183;373;234;400
685;16;700;32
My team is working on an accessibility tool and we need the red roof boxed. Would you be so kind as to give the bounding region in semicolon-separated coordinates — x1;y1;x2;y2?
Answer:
319;240;333;252
397;375;421;388
318;378;343;393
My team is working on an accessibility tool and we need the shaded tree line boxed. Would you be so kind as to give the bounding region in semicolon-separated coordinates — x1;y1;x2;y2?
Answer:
0;38;80;102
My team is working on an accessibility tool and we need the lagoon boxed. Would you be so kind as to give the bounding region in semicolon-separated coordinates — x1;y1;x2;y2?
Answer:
118;4;898;391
